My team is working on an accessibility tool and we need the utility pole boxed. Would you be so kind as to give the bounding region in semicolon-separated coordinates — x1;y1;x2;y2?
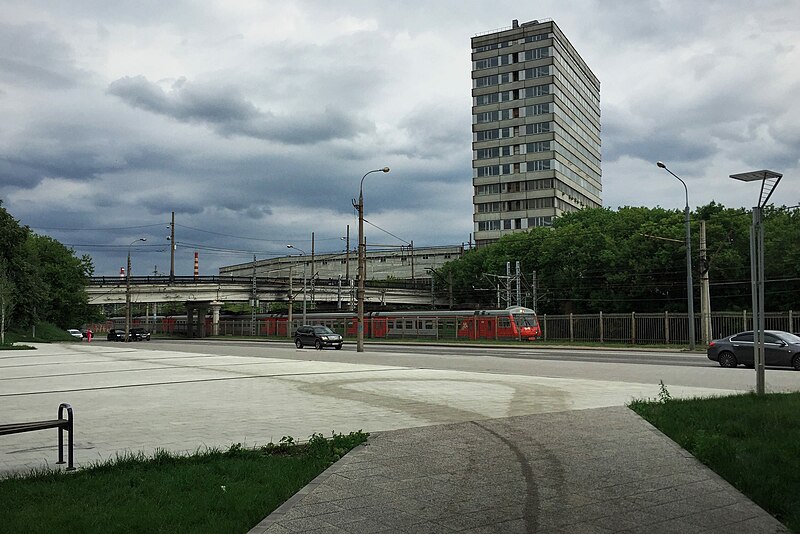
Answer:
515;261;522;306
169;211;175;283
345;224;350;281
699;220;712;346
311;232;315;308
448;271;453;310
251;255;257;336
410;240;415;280
532;271;538;314
506;262;511;307
287;264;293;337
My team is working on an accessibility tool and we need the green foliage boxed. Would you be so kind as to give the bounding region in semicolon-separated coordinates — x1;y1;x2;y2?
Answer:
630;392;800;532
0;202;95;329
441;204;799;313
0;431;369;534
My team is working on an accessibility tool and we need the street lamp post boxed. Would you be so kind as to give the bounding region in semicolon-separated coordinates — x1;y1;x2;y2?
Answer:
657;161;695;350
354;167;390;352
125;238;147;342
286;245;307;325
730;169;783;396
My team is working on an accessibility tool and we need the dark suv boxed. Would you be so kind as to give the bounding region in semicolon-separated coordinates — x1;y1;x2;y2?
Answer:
294;325;343;350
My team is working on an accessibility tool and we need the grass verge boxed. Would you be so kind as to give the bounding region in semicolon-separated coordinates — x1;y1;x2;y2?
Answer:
630;390;800;532
4;321;78;346
0;431;368;534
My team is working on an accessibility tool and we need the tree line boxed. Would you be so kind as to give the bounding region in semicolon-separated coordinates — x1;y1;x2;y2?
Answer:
437;203;800;314
0;201;95;338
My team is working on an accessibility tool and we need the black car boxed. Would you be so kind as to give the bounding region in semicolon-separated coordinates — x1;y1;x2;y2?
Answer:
707;330;800;370
129;328;151;341
294;325;343;350
107;329;126;341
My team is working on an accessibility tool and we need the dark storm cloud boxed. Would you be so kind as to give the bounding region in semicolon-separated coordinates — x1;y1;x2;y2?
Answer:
602;113;715;164
108;75;371;145
1;124;178;187
393;103;471;162
0;22;84;89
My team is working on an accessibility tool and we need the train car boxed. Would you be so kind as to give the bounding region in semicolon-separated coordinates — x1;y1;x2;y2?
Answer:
111;306;541;341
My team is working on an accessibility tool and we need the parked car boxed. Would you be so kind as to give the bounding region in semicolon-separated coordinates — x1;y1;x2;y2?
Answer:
107;329;126;341
67;329;83;340
294;325;343;350
129;327;151;341
707;330;800;370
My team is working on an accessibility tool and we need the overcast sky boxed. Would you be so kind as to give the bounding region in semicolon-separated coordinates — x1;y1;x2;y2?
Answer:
1;0;799;276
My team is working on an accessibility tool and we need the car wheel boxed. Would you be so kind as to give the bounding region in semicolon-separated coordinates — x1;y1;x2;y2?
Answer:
295;338;303;349
792;354;800;371
335;345;342;350
718;351;738;368
315;339;323;350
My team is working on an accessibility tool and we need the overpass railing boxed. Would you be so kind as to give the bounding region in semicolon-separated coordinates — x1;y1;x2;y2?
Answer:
88;275;431;290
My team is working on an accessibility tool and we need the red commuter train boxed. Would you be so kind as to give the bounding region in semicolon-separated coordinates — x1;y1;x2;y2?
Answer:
111;306;542;341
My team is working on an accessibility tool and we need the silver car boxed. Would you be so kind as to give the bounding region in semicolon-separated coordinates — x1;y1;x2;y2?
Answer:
67;329;83;340
707;330;800;370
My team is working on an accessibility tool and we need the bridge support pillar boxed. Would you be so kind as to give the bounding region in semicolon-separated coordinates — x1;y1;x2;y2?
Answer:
186;303;196;338
210;301;222;336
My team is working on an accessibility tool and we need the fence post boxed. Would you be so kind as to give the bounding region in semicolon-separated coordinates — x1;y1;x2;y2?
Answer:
665;311;670;344
599;311;604;343
743;309;748;331
790;310;794;334
543;314;547;341
631;312;636;344
569;313;574;342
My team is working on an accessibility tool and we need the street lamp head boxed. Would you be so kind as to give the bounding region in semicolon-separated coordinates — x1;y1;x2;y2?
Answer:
286;244;293;249
656;161;666;169
381;167;390;173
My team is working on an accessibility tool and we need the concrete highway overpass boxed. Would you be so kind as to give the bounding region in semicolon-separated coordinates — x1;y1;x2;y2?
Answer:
87;276;444;308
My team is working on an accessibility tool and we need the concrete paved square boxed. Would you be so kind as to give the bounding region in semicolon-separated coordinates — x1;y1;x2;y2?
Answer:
2;342;735;475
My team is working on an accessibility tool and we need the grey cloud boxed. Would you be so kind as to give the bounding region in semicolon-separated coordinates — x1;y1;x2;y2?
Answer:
108;75;370;145
0;23;84;89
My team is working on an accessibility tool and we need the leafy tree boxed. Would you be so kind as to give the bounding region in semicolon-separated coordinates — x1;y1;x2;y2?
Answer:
441;204;799;314
25;235;94;328
0;201;95;329
0;260;13;343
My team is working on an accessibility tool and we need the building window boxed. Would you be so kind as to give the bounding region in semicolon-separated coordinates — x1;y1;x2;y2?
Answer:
477;220;501;231
476;147;500;159
475;129;500;142
473;57;499;70
476;165;500;177
527;103;553;116
528;216;553;227
524;122;551;135
474;92;500;106
477;202;501;213
475;183;501;195
521;46;551;61
475;111;499;123
523;84;552;98
474;74;499;88
525;141;551;153
528;159;552;172
524;65;551;79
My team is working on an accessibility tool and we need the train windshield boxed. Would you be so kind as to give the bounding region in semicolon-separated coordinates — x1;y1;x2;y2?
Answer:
513;313;538;327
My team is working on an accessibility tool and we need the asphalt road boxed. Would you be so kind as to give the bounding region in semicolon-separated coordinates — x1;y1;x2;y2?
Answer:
113;338;800;393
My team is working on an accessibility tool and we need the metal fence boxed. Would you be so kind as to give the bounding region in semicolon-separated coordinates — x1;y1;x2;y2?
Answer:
106;310;799;346
538;311;798;345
